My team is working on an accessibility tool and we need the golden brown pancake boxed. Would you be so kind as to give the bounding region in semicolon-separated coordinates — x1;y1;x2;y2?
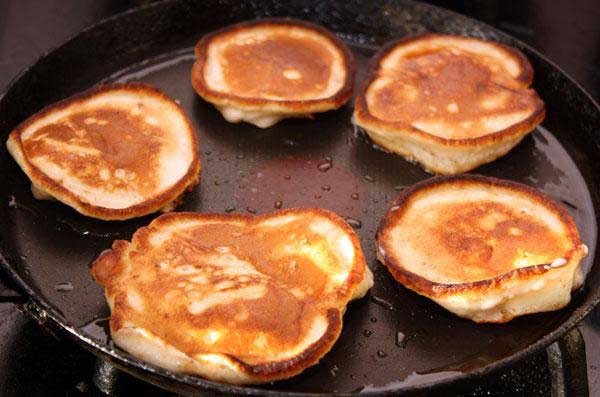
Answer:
92;209;373;384
192;18;355;128
354;34;545;174
377;175;587;323
6;83;200;220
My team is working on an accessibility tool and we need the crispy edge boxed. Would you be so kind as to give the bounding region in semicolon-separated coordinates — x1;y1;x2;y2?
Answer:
353;33;545;147
6;82;201;221
191;18;356;114
376;174;585;298
91;207;368;381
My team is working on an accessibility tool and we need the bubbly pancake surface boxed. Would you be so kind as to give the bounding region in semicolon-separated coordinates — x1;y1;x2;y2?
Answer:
199;22;348;102
7;84;200;219
360;34;544;140
23;109;164;201
377;175;587;322
92;209;372;383
386;187;573;284
218;34;336;101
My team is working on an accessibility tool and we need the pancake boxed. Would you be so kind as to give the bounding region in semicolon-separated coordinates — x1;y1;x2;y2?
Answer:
192;18;355;128
6;83;200;220
91;208;373;384
377;175;587;323
354;34;545;174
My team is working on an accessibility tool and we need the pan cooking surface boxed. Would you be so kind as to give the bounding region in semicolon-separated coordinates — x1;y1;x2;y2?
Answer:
1;39;596;393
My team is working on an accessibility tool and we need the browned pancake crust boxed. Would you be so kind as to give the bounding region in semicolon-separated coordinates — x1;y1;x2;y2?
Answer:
377;175;583;297
92;208;367;382
7;83;201;220
192;18;355;112
355;34;545;146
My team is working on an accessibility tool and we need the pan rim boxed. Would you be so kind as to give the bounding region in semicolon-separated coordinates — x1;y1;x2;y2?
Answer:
0;0;599;395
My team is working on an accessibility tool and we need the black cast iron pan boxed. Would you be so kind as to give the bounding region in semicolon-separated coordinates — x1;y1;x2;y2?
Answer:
0;0;598;395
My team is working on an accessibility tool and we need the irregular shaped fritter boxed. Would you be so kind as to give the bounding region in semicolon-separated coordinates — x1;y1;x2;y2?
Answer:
377;175;587;323
92;209;373;384
354;34;545;174
7;83;200;220
192;18;355;128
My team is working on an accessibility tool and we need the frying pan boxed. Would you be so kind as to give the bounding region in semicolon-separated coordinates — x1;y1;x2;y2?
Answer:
0;0;598;395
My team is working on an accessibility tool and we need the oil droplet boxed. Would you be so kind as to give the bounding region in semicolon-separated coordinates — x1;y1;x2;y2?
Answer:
321;185;331;191
345;217;362;229
317;161;333;172
370;317;377;323
351;193;359;200
274;200;283;209
371;296;394;310
75;381;89;393
394;185;405;191
396;331;407;348
246;207;257;214
225;206;236;213
377;350;387;358
363;329;373;337
364;175;375;182
284;175;291;180
55;282;74;292
214;180;220;186
205;150;212;155
330;364;339;377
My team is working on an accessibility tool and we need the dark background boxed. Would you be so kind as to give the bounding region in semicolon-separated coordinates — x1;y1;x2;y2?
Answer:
0;0;598;395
